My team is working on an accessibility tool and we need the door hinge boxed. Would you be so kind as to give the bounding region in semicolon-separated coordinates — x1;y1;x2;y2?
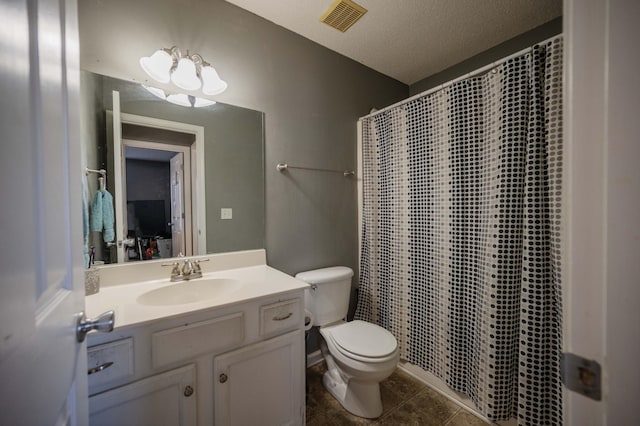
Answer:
561;352;602;401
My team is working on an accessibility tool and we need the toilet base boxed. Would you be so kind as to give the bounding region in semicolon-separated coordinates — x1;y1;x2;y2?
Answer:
322;370;383;419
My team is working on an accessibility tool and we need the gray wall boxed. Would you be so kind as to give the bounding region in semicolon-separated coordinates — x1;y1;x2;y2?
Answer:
79;0;408;278
410;17;562;95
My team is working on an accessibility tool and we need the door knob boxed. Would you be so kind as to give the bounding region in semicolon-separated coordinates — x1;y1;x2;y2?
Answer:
76;310;115;342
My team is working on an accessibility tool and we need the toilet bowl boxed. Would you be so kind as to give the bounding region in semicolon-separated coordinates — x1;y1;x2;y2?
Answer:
319;320;399;418
296;267;399;419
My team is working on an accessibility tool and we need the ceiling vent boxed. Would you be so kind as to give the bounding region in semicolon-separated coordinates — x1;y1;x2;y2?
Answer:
320;0;367;32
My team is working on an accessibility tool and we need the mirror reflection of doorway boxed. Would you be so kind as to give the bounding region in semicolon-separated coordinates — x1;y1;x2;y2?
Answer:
108;98;207;263
121;126;195;261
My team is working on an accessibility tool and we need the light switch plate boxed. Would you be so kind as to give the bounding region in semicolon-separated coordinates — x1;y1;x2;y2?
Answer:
221;208;233;220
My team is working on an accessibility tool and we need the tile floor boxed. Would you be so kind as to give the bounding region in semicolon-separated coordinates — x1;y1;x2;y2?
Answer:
306;362;492;426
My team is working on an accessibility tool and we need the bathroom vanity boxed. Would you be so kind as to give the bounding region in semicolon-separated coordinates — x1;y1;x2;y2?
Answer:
85;250;307;425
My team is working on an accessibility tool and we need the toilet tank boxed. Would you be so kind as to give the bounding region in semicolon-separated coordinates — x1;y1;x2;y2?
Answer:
296;266;353;327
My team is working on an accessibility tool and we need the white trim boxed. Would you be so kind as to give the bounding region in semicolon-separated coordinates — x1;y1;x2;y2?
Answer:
305;349;324;368
360;34;563;121
563;0;608;424
119;112;207;255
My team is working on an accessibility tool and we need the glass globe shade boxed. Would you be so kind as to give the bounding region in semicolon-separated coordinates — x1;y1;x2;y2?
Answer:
139;50;172;84
201;65;228;95
166;93;193;107
142;85;166;100
171;58;201;91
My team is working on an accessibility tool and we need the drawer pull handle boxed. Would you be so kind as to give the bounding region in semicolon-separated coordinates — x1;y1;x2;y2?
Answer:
273;312;293;321
87;362;114;375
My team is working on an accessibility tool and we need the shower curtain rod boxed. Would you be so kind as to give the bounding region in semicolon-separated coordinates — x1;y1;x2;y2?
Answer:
276;162;355;177
360;33;563;120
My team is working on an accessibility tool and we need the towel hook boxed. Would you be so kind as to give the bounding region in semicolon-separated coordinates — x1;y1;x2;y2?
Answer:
86;168;107;191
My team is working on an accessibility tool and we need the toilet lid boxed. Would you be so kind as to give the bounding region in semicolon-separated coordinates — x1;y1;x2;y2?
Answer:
330;320;397;358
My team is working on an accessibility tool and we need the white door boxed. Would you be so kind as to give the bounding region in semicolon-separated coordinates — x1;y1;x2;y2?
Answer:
170;152;186;256
0;0;87;424
112;91;126;262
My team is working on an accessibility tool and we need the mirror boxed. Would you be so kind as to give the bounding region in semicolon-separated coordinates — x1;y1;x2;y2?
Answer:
81;71;265;264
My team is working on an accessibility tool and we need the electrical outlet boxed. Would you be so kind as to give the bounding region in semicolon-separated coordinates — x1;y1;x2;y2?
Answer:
221;208;233;220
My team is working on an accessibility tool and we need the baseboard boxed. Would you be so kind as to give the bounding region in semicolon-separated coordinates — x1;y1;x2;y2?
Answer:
306;350;323;367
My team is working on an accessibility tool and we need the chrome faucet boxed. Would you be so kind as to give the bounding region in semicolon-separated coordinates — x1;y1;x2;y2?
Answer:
162;254;209;282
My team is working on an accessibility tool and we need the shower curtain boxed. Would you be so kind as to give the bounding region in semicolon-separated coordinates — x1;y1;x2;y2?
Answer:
355;38;563;425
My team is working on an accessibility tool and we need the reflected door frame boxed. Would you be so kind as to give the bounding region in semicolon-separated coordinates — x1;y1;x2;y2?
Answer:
112;109;206;260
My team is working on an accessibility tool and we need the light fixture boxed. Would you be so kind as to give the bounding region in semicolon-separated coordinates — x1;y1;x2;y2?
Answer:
142;85;166;100
143;85;216;108
140;46;227;96
166;93;216;108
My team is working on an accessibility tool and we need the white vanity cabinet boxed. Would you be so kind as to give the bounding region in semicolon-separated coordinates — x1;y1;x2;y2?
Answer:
214;330;304;425
86;291;306;426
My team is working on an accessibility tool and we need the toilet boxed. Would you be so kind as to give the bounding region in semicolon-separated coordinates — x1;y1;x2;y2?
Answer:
297;266;399;419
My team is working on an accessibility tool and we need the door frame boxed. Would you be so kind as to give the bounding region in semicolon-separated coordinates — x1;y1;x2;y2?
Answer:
563;0;640;424
119;113;206;255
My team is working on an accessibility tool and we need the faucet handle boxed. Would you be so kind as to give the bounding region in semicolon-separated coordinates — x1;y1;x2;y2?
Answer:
161;261;181;281
194;258;210;275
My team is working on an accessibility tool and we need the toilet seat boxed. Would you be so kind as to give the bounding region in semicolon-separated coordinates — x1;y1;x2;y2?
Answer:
321;320;398;363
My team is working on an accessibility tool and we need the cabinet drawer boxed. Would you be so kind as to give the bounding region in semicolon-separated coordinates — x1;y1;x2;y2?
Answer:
89;364;196;426
152;312;244;368
260;298;302;336
87;338;134;392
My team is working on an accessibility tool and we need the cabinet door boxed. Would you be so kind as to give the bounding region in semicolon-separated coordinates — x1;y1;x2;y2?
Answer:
214;330;304;426
89;364;196;426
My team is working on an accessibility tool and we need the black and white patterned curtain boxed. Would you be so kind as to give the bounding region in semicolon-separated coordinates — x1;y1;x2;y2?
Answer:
355;38;563;425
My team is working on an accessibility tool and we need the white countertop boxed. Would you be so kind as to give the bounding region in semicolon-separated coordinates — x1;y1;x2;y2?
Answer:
85;265;309;329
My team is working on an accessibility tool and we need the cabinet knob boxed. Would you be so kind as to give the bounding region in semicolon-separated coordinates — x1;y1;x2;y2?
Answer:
184;385;194;397
219;373;228;383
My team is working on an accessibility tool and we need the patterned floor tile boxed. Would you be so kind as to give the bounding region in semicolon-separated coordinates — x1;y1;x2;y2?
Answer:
306;362;493;426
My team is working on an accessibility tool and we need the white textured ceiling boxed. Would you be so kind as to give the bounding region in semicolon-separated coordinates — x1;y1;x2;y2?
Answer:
224;0;561;84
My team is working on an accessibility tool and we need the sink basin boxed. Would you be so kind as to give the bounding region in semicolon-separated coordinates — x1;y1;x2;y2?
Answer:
137;278;242;306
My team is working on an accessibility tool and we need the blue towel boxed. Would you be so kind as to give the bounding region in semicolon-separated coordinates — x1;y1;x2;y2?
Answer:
90;189;115;243
90;190;103;232
102;190;115;242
